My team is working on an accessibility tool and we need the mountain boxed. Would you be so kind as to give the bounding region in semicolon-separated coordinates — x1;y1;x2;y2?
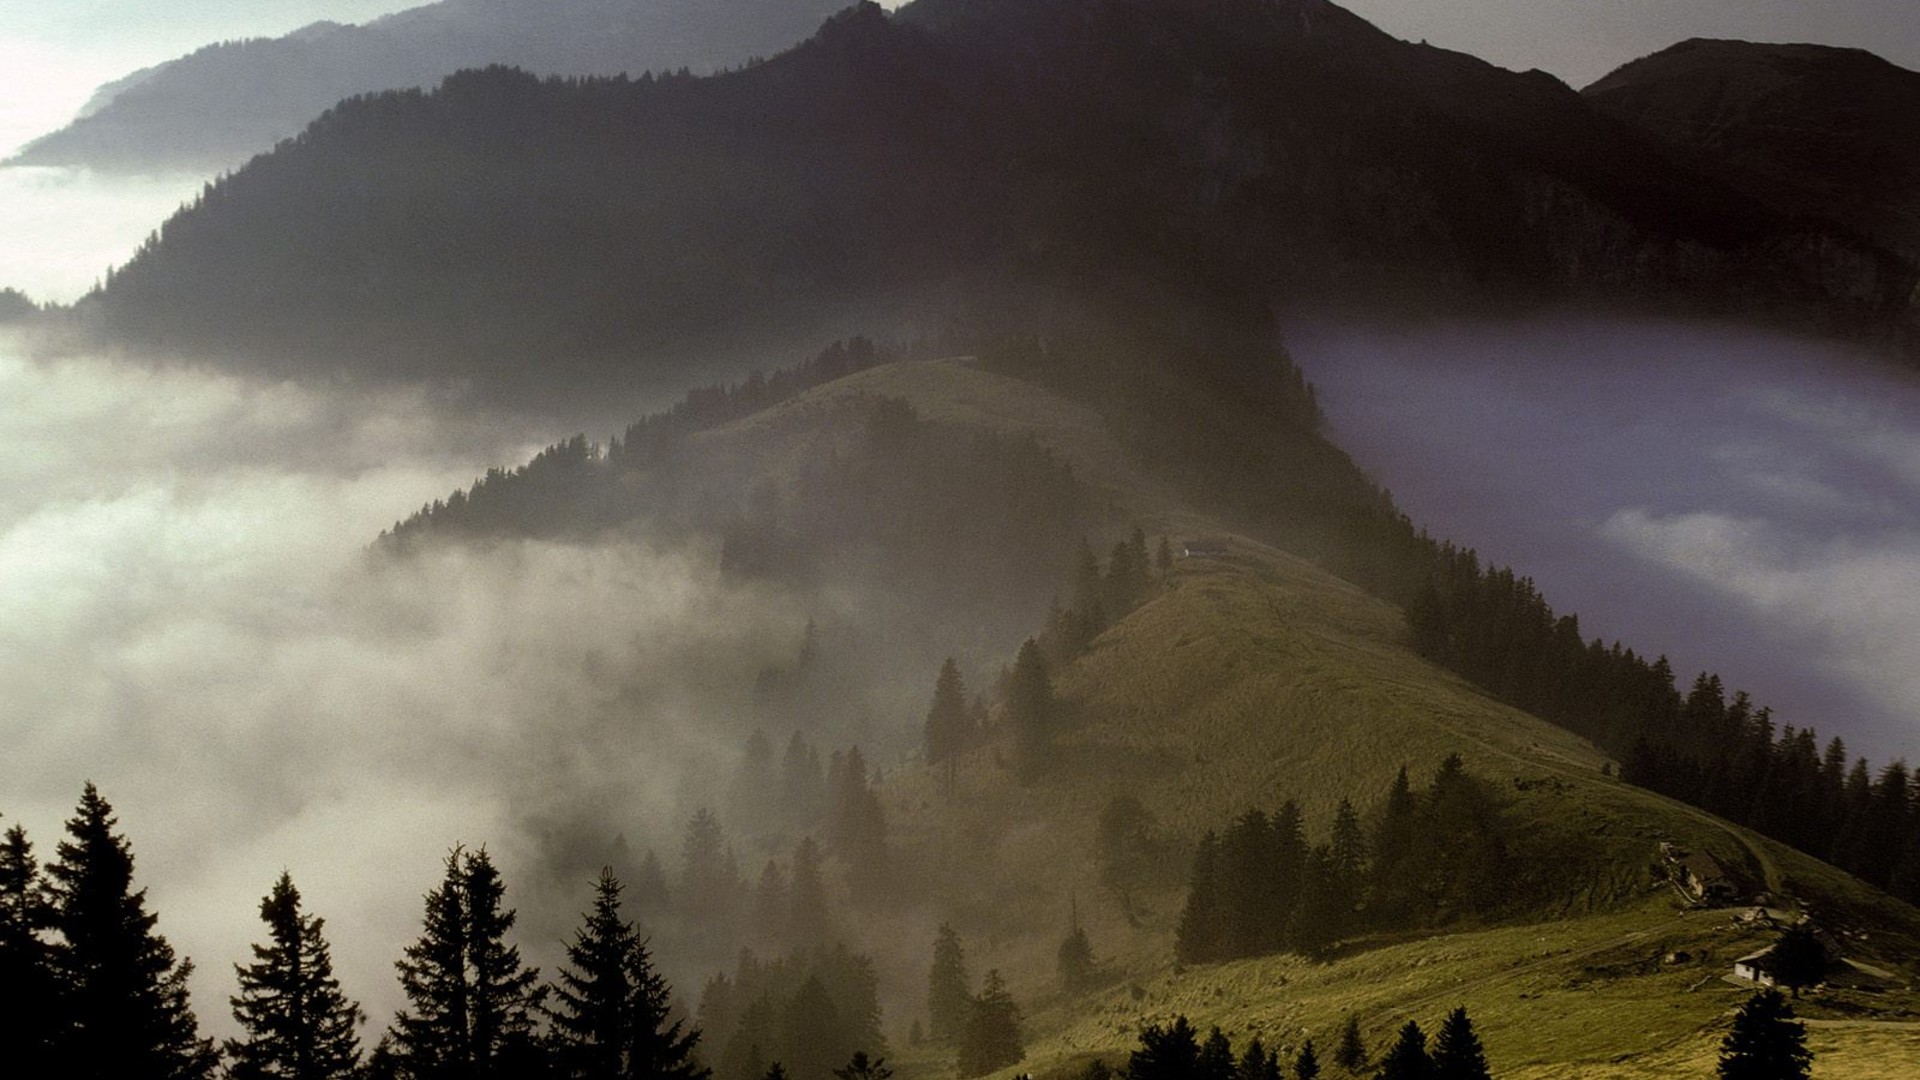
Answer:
372;314;1920;1076
7;0;843;173
80;0;1920;401
1584;38;1920;262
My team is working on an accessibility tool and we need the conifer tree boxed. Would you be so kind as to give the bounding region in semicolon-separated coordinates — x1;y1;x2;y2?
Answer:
956;970;1022;1077
48;782;219;1080
926;924;970;1043
1007;639;1057;779
925;659;972;770
0;820;62;1077
1155;536;1174;574
1056;900;1096;994
1333;1015;1367;1073
1429;1007;1489;1080
548;869;705;1080
226;872;365;1080
388;847;546;1079
1376;1021;1431;1080
1717;990;1811;1080
1295;1039;1321;1080
832;1051;892;1080
1234;1037;1279;1080
1770;924;1826;998
1197;1027;1235;1080
788;839;833;951
1128;1016;1201;1080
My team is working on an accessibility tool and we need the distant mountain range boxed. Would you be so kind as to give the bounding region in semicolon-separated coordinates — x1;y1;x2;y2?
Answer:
1585;37;1920;262
76;0;1920;398
7;0;844;173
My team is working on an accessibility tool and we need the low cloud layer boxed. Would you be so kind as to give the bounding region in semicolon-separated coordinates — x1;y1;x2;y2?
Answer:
0;340;807;1036
1291;315;1920;767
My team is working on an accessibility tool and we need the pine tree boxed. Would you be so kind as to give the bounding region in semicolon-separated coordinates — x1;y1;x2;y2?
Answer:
1376;1021;1431;1080
925;659;972;770
1056;901;1096;994
1128;1016;1201;1080
832;1051;893;1080
1718;990;1811;1080
1333;1015;1367;1073
1196;1027;1235;1080
47;782;219;1080
549;870;706;1080
1234;1037;1279;1080
926;924;971;1044
389;847;546;1079
956;970;1022;1077
1295;1039;1321;1080
1007;639;1057;779
1429;1007;1489;1080
0;820;62;1077
226;872;365;1079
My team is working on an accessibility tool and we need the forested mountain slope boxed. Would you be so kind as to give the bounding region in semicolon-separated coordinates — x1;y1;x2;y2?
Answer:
82;0;1919;397
1585;39;1920;261
8;0;842;172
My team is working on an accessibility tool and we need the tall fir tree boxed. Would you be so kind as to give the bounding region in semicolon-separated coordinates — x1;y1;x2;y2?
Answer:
1429;1007;1489;1080
1333;1015;1367;1073
1056;899;1096;994
1717;990;1812;1080
388;847;546;1079
1006;639;1057;779
1128;1017;1200;1080
1376;1021;1431;1080
1196;1027;1235;1080
226;872;365;1080
548;869;706;1080
956;970;1022;1077
0;820;63;1077
924;659;972;771
47;782;219;1080
1295;1039;1321;1080
926;924;971;1044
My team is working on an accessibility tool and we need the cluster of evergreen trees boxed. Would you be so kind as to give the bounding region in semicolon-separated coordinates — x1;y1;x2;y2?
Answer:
1176;756;1510;965
1;785;841;1080
696;946;884;1080
923;924;1025;1078
1395;538;1920;904
1074;1006;1491;1080
722;732;893;914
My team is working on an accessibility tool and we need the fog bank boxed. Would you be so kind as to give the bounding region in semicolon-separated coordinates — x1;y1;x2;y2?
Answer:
1293;316;1920;767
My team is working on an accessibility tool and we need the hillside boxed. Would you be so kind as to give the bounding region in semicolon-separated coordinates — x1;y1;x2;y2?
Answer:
379;337;1920;1076
8;0;842;173
1584;38;1920;261
79;0;1920;398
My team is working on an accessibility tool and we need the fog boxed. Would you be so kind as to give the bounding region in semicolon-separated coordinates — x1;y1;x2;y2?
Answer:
0;338;827;1037
1291;315;1920;767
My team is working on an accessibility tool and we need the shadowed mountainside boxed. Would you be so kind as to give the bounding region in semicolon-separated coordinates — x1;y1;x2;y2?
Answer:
1585;38;1920;262
8;0;843;173
79;0;1920;400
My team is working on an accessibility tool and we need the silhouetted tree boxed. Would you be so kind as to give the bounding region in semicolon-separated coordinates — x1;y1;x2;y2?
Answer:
1007;640;1057;779
956;970;1022;1076
48;782;219;1080
1770;924;1826;998
1129;1017;1201;1080
926;925;970;1044
1234;1037;1280;1080
1295;1039;1321;1080
1376;1021;1431;1080
1429;1007;1489;1080
925;659;973;771
388;847;545;1079
1056;900;1096;993
832;1051;892;1080
1718;990;1811;1080
0;820;61;1077
1334;1016;1367;1073
1197;1027;1235;1080
548;869;706;1080
225;872;364;1079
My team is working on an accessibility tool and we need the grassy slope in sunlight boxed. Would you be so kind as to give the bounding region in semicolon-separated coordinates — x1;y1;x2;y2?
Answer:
699;357;1920;1077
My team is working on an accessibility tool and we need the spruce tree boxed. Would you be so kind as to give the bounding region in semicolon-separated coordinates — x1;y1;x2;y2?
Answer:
1007;639;1057;779
48;782;219;1080
925;659;972;769
1376;1021;1431;1080
1128;1016;1201;1080
1196;1027;1235;1080
1056;899;1095;993
388;847;546;1079
832;1051;892;1080
1333;1015;1366;1073
226;872;365;1079
1429;1007;1489;1080
956;970;1022;1077
1717;989;1811;1080
0;820;62;1077
1295;1039;1321;1080
1233;1037;1279;1080
926;924;971;1043
549;869;706;1080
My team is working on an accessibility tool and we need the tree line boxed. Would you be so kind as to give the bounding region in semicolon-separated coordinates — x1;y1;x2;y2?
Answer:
1069;1005;1493;1080
1174;755;1510;966
0;784;902;1080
